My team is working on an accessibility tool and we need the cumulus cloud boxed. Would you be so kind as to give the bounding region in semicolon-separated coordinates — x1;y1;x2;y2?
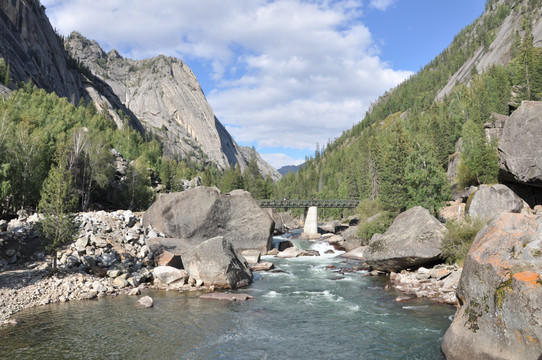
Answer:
42;0;412;168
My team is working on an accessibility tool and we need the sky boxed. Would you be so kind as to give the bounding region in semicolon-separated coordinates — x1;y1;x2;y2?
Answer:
42;0;486;169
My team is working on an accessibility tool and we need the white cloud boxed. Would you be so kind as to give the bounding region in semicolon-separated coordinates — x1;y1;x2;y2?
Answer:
369;0;396;11
260;153;305;169
41;0;412;164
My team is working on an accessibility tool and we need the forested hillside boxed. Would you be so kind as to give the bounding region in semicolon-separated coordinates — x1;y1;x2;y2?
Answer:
274;0;542;218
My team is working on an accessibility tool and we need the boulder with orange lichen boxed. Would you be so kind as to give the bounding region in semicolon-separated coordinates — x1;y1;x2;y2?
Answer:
442;213;542;360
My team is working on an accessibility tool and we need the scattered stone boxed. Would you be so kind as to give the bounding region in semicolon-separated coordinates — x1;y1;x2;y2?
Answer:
152;266;188;285
138;296;154;308
107;269;122;278
128;288;141;296
250;262;274;271
241;249;261;264
266;248;279;256
277;240;294;252
199;293;254;302
112;277;129;288
275;247;303;258
154;250;183;268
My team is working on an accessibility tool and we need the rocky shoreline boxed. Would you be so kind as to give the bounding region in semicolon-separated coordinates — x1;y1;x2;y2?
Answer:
0;210;216;326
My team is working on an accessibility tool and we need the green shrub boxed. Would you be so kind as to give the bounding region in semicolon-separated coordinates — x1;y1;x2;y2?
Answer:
441;217;486;265
355;199;384;220
355;200;395;244
357;211;395;244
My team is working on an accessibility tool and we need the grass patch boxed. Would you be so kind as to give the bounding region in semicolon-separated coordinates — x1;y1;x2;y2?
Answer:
441;217;486;265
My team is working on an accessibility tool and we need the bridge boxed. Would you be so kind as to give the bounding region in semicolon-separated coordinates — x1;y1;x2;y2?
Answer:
257;199;360;239
256;199;360;209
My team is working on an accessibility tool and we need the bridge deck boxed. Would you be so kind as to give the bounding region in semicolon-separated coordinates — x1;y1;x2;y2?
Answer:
256;199;360;209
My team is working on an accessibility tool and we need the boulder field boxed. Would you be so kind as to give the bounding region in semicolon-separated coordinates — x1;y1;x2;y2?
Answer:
0;188;273;325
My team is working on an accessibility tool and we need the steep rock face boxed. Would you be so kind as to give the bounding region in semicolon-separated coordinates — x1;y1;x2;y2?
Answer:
442;213;542;360
436;2;542;100
141;187;274;253
499;101;542;186
0;1;144;133
0;0;82;99
65;33;280;178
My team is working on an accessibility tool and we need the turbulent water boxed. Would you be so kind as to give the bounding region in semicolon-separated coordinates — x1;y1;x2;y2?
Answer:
0;237;454;360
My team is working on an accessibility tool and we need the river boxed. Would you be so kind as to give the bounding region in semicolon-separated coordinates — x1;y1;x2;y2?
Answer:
0;236;454;359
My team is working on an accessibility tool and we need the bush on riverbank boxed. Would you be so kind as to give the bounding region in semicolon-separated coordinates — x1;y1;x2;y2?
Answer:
355;200;395;244
441;217;486;265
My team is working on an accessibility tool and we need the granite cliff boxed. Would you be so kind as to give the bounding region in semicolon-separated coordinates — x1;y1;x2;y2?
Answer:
0;0;280;180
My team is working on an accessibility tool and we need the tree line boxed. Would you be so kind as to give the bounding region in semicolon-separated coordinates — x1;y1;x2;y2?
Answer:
0;83;274;218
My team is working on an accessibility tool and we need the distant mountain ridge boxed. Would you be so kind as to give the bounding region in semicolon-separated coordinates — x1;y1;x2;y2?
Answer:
277;164;302;175
0;0;281;181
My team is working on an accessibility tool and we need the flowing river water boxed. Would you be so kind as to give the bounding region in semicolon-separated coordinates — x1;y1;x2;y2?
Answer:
0;235;454;359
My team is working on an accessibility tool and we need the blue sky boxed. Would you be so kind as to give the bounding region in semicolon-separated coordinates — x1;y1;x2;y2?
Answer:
42;0;486;169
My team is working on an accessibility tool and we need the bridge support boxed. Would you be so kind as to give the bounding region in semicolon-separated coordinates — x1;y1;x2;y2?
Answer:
303;206;319;239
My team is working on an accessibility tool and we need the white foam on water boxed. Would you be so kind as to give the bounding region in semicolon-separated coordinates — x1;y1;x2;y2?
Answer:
263;291;281;298
346;304;360;312
402;305;429;310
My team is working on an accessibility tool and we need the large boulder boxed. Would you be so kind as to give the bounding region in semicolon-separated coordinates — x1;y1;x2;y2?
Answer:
142;187;274;253
181;236;253;289
466;184;524;219
499;101;542;186
342;207;445;272
442;213;542;359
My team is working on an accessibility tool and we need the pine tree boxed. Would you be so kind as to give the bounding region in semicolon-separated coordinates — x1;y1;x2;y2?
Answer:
404;137;451;215
37;154;79;271
377;123;410;212
457;120;499;187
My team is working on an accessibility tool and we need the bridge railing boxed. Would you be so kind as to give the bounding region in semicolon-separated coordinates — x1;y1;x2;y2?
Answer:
256;199;360;209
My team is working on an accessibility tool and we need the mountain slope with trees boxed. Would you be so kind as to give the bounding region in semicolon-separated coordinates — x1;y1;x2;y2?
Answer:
274;0;542;219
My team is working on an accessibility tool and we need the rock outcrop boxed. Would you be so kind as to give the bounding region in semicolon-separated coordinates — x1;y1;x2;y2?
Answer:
442;213;542;360
181;236;253;289
0;0;82;100
466;184;525;219
142;187;274;253
0;1;144;133
436;6;542;100
499;101;542;186
342;207;445;272
64;32;281;180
